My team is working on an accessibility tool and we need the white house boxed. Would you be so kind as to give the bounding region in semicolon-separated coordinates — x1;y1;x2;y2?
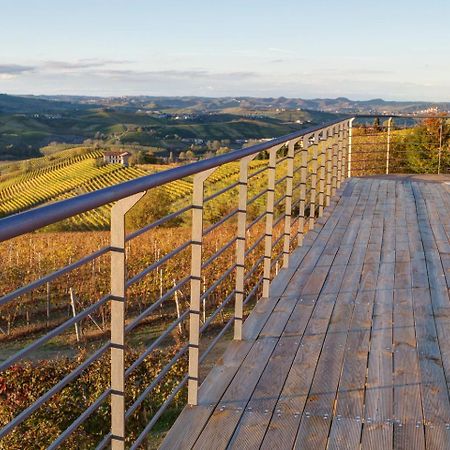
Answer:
103;151;131;166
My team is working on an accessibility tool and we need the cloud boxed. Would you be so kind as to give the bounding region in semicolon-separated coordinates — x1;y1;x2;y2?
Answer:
3;58;450;102
41;59;131;71
0;64;35;78
0;60;133;79
94;68;259;82
268;47;294;54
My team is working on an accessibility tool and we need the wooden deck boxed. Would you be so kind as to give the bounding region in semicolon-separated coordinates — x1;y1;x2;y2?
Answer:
161;175;450;450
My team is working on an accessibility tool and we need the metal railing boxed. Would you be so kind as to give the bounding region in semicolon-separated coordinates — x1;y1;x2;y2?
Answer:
0;113;447;448
349;115;449;176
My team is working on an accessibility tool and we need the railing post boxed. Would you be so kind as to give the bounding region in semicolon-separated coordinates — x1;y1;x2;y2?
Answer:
325;128;333;207
337;123;343;189
262;145;281;298
111;192;145;450
331;127;338;197
283;139;300;268
297;138;309;247
348;118;354;178
234;154;256;340
438;118;444;175
318;131;326;217
309;133;319;229
188;168;216;405
341;122;348;181
386;117;392;175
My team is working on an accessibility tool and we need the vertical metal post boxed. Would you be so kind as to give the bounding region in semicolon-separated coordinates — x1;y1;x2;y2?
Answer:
337;123;343;188
282;139;299;268
234;155;256;340
347;118;354;178
111;192;145;450
318;131;326;217
297;139;308;247
325;128;333;207
309;133;319;229
262;145;280;298
386;117;393;175
331;127;338;197
341;122;348;181
188;168;216;405
438;118;444;175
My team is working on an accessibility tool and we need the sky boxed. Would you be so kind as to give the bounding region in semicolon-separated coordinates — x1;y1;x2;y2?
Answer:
1;0;449;101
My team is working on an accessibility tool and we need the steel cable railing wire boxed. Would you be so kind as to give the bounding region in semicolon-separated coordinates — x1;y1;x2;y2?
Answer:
0;117;353;242
0;117;358;447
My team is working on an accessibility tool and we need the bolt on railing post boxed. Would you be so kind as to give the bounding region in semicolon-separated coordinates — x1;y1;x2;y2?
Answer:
438;118;444;175
318;132;326;217
234;155;256;340
297;138;309;247
309;133;319;229
110;192;145;450
188;168;215;405
386;117;393;175
348;118;354;178
325;129;333;207
262;145;280;298
282;139;299;268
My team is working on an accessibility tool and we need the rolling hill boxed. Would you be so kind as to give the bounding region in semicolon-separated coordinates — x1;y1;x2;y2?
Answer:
0;94;338;161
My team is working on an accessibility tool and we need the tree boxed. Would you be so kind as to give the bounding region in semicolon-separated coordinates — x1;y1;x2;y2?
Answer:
207;140;221;151
402;117;449;173
373;117;380;132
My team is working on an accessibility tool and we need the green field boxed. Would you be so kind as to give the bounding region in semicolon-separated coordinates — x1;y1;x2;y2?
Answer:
0;94;339;161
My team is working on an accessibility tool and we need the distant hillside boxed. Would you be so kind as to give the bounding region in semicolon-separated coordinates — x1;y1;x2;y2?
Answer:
2;93;448;162
0;94;92;114
36;95;450;114
0;94;339;161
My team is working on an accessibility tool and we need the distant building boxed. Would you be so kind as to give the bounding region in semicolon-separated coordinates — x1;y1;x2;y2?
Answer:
103;151;131;166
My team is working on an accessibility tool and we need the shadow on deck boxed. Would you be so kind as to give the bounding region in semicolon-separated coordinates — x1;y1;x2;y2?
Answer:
161;175;450;450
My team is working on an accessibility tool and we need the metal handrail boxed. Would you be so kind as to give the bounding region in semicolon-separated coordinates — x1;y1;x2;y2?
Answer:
6;112;429;447
0;117;352;242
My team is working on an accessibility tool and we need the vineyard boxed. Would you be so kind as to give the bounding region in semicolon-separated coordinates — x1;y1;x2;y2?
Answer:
0;147;268;231
1;117;449;448
0;221;271;448
0;134;331;448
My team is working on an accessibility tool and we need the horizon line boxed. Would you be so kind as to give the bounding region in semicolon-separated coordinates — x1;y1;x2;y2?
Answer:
2;92;450;105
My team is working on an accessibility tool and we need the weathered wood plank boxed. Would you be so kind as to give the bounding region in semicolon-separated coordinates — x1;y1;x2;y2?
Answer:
327;291;375;450
293;181;381;449
392;289;425;450
361;289;394;449
192;337;278;450
413;288;450;450
160;340;254;450
327;182;386;449
260;294;338;450
391;183;424;449
227;336;301;449
161;177;450;450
